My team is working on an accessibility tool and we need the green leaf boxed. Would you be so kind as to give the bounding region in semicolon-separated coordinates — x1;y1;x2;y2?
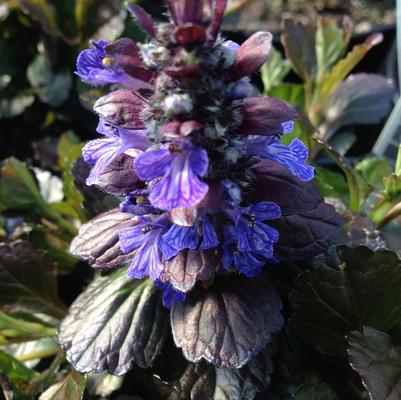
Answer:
281;17;316;81
0;311;55;340
0;241;66;319
38;369;86;400
288;384;339;400
395;145;401;177
27;54;71;107
57;132;85;221
18;0;59;36
313;138;371;211
348;327;401;400
0;349;38;383
0;93;35;118
355;157;390;188
261;47;292;94
317;33;383;105
314;165;348;198
0;157;46;212
269;83;305;110
58;270;168;375
290;245;401;355
316;17;350;82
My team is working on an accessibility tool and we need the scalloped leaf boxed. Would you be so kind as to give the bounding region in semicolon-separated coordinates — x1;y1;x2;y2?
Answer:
254;160;340;260
58;270;168;375
348;327;401;400
290;246;401;355
160;249;217;293
70;208;138;269
150;343;276;400
171;274;283;368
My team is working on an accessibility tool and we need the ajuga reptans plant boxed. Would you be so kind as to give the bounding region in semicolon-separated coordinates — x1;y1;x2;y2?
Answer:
59;0;340;376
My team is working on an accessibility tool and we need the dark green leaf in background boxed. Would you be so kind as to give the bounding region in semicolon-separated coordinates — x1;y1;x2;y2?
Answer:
0;241;66;319
288;383;340;400
348;327;401;400
290;246;401;355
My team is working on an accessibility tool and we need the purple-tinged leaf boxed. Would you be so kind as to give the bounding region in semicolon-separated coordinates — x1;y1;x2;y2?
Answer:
160;249;217;292
105;38;154;82
0;241;66;318
348;327;401;400
290;384;340;400
58;272;168;375
94;89;146;129
253;160;339;260
127;4;156;37
166;0;211;26
70;208;138;268
149;343;276;400
239;97;296;136
290;246;401;355
320;73;395;140
96;154;144;196
281;17;317;81
171;274;283;368
226;32;272;81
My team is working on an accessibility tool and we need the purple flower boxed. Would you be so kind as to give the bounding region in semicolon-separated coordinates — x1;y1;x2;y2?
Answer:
120;190;155;216
247;136;314;181
83;118;149;185
119;216;173;281
76;40;152;89
134;142;209;210
155;280;186;308
162;216;219;259
223;202;281;276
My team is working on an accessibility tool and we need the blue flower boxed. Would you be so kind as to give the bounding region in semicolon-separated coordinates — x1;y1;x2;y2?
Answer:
120;190;155;216
162;216;219;259
83;118;149;185
134;141;209;210
119;216;174;281
246;136;314;181
155;280;186;308
76;40;152;89
223;202;281;276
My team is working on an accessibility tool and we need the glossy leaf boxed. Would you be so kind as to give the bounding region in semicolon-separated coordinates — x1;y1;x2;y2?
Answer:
321;74;395;139
70;208;138;268
39;369;86;400
171;274;283;368
290;246;401;355
151;344;276;400
58;271;168;375
254;160;340;260
348;327;401;400
160;249;217;292
314;165;348;198
0;241;66;319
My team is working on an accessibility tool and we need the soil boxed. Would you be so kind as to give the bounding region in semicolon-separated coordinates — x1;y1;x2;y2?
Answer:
223;0;396;33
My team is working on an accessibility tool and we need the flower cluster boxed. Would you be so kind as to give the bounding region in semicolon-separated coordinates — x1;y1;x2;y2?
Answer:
72;0;331;308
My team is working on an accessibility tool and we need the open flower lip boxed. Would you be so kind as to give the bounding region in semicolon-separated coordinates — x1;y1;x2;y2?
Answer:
67;0;340;373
